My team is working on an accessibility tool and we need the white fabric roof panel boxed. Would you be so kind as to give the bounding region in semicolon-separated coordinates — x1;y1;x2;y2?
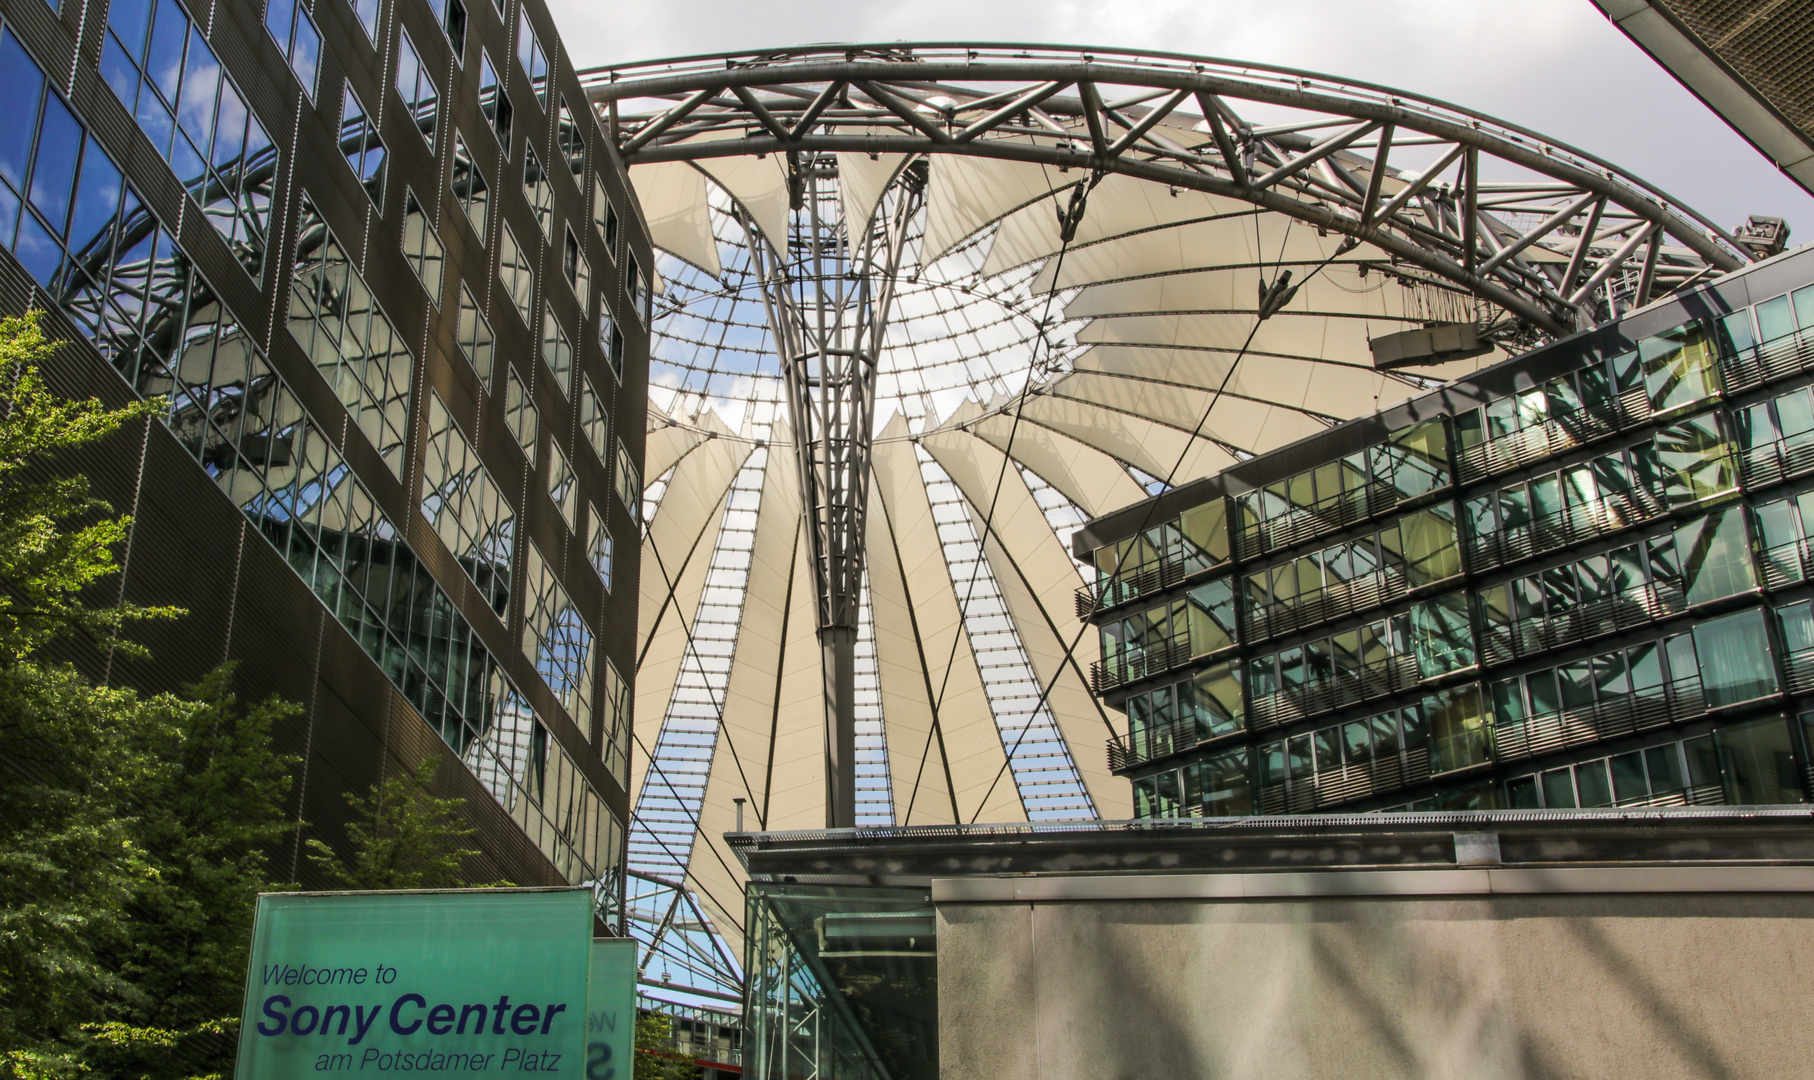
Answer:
869;419;1025;824
1074;346;1424;421
1033;217;1381;292
836;152;908;234
681;438;806;964
922;151;1065;264
643;409;712;482
955;404;1149;518
1018;387;1234;481
1063;264;1414;321
984;176;1255;276
749;528;830;826
692;156;793;256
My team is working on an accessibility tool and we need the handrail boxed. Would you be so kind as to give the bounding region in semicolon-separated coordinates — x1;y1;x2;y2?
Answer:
1248;654;1424;729
1489;672;1708;763
1075;553;1205;619
1090;633;1197;694
1245;564;1411;642
1454;396;1630;483
1757;537;1814;592
1233;479;1403;560
1465;488;1665;572
1478;578;1687;666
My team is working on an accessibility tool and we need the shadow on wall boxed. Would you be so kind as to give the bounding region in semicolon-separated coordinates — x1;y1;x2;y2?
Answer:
946;894;1798;1079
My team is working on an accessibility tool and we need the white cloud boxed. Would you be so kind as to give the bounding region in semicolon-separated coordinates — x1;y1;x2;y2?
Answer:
549;0;1811;241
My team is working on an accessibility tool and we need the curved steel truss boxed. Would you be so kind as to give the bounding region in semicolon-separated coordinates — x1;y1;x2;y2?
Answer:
583;43;1752;338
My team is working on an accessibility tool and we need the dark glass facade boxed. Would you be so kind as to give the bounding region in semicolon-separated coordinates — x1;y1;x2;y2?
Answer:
0;0;647;899
1077;246;1814;818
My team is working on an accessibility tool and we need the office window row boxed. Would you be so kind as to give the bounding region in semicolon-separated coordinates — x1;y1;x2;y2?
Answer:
102;0;275;280
421;391;515;615
1501;713;1807;809
288;197;413;475
1098;579;1237;680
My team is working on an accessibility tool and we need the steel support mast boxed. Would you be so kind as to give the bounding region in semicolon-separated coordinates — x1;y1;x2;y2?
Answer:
745;156;920;827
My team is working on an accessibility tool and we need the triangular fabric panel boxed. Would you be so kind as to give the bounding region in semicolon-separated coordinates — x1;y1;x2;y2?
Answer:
1033;218;1381;292
758;523;834;829
643;408;712;485
869;421;1024;824
984;177;1252;276
682;431;804;965
630;160;721;278
921;428;1128;818
631;435;752;803
836;152;908;236
959;406;1149;519
693;156;791;258
1018;391;1237;484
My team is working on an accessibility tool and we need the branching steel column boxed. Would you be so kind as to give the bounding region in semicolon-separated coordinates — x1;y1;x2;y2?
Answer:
744;158;920;828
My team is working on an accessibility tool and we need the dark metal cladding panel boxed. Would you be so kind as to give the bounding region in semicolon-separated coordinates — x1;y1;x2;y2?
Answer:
1657;0;1814;142
108;431;246;691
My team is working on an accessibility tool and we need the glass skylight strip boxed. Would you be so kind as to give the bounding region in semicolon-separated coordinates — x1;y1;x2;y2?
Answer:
853;572;894;825
917;448;1096;820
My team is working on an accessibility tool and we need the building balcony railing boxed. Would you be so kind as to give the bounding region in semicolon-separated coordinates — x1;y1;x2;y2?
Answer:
1247;654;1423;730
1091;634;1196;694
1075;554;1197;619
1258;745;1434;813
1784;645;1814;696
1107;716;1236;772
1757;537;1814;592
1244;565;1409;643
1489;673;1710;764
1455;401;1628;485
1233;480;1403;561
1465;490;1666;573
1737;433;1814;490
1720;328;1814;396
1477;578;1688;667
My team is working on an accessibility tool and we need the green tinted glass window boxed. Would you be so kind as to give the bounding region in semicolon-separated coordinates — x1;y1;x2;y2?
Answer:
1686;608;1777;707
1639;322;1721;414
1410;592;1475;678
1719;715;1804;804
1674;506;1756;605
1654;414;1736;506
1400;504;1461;586
1426;685;1489;773
1756;294;1796;342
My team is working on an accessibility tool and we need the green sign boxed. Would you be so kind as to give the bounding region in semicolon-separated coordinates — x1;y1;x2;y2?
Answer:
235;889;593;1079
584;940;636;1080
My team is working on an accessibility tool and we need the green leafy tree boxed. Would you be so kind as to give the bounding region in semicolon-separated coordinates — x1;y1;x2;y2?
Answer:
0;313;298;1079
633;1013;703;1080
0;664;156;1080
0;312;170;661
93;666;300;1080
307;758;499;890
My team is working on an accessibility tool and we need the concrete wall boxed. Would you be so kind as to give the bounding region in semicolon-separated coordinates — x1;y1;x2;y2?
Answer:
936;869;1814;1080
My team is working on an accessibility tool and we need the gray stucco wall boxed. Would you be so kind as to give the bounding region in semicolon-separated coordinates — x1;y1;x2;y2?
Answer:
938;878;1814;1079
